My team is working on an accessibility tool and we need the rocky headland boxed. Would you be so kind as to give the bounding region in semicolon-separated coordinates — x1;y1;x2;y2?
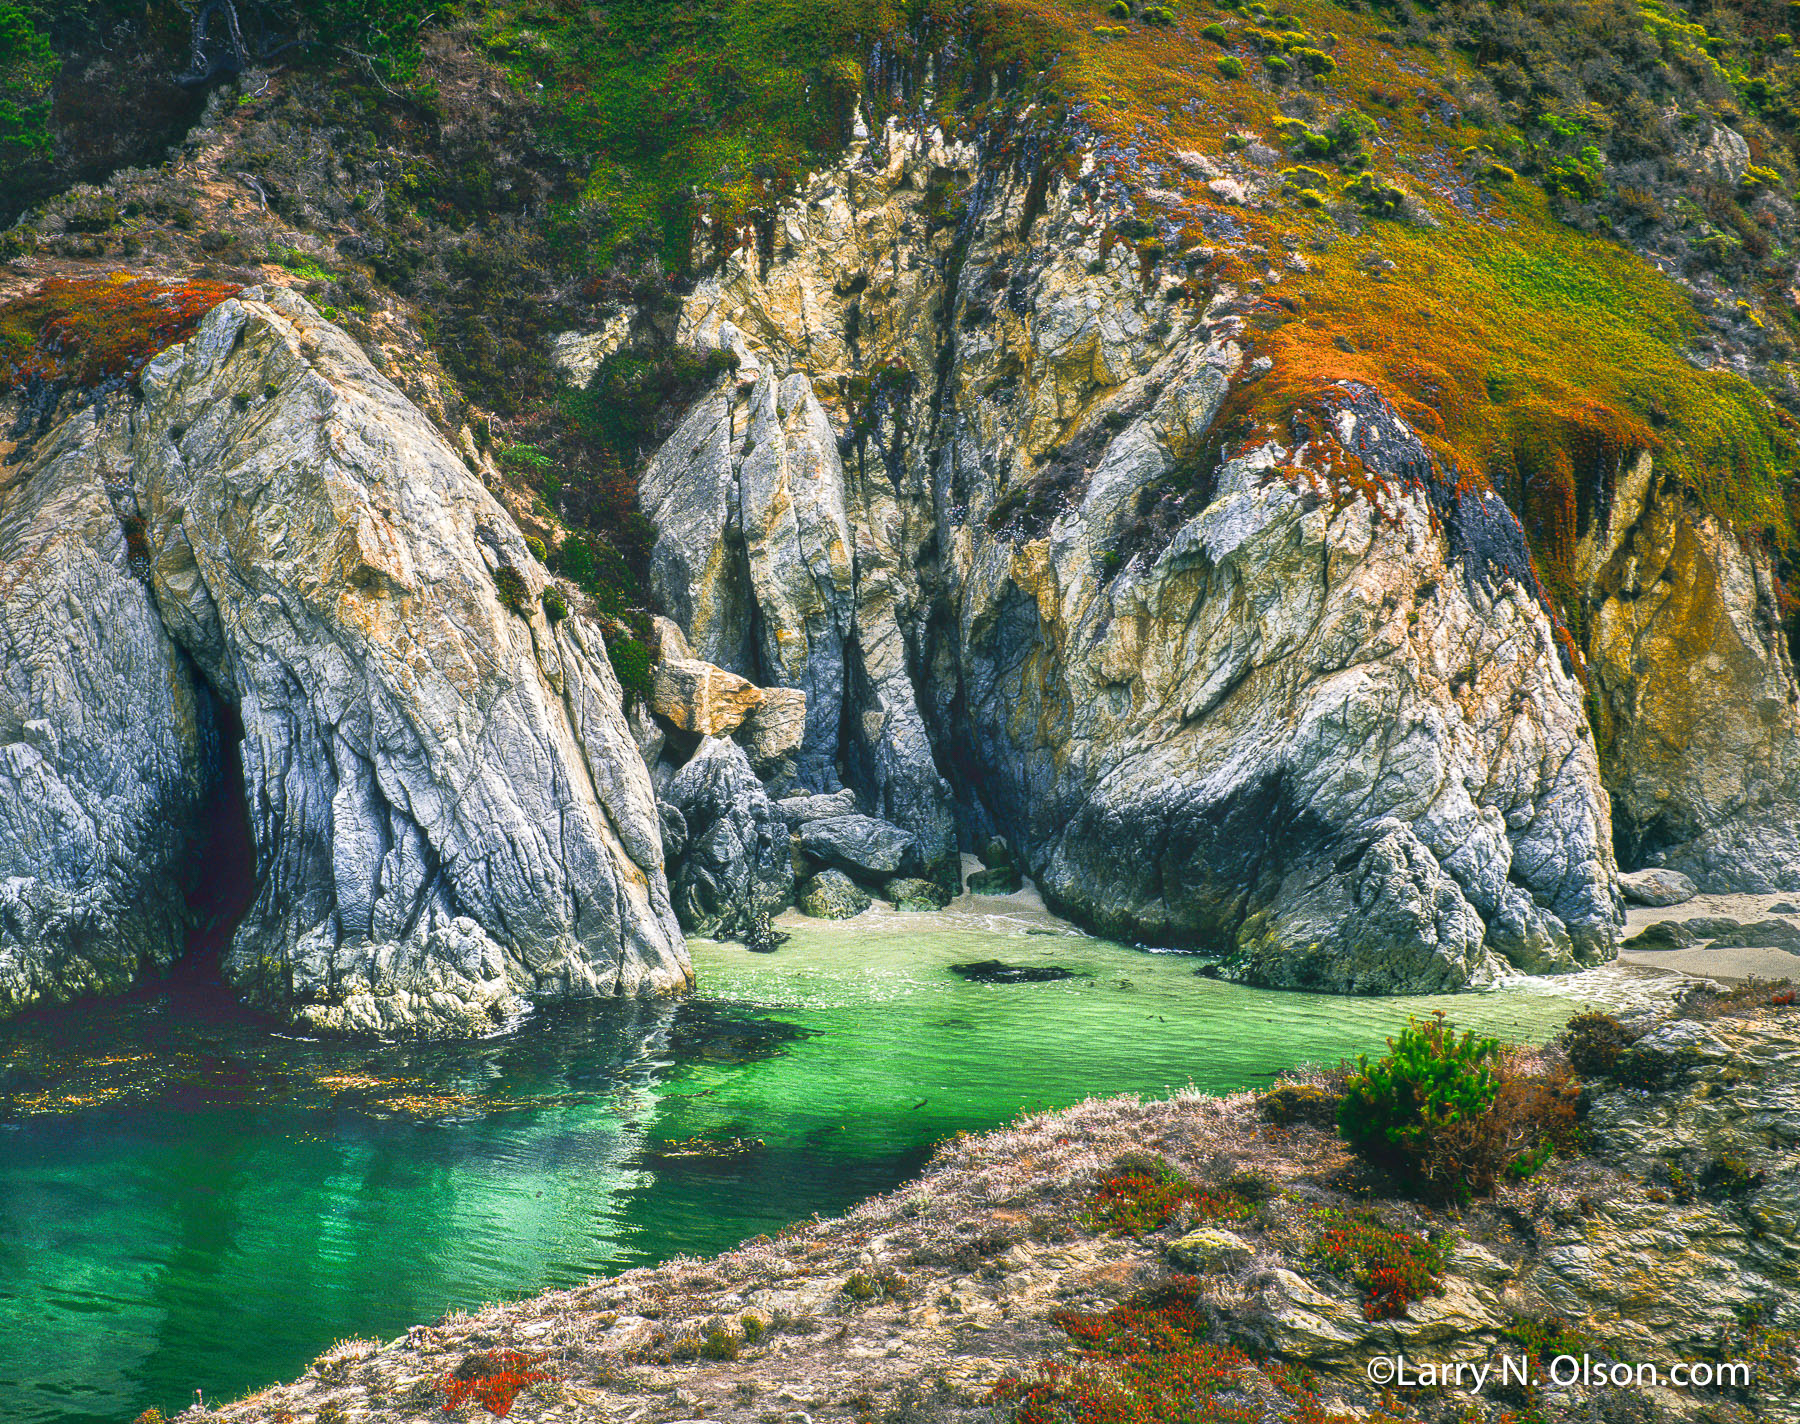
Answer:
3;0;1800;1025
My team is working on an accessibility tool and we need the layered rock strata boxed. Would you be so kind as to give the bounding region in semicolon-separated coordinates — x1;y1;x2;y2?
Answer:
624;120;1622;989
1;289;690;1032
0;407;215;1014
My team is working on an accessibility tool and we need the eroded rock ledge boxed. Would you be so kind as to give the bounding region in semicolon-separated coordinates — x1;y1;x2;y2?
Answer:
0;288;689;1034
178;999;1800;1424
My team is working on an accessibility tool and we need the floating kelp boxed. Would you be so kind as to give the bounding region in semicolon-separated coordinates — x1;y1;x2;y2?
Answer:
665;1000;820;1064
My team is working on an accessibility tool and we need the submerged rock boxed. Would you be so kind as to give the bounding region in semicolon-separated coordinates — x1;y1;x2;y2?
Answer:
948;960;1081;983
797;868;872;919
967;866;1024;896
131;290;688;1033
885;876;953;911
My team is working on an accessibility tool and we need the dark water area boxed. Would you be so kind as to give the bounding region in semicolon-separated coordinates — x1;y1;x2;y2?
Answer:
0;910;1663;1424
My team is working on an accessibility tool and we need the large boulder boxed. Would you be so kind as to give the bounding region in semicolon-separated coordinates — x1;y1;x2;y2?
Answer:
0;407;214;1017
800;814;917;880
740;687;807;768
666;736;795;939
1618;868;1699;908
772;788;858;825
651;657;765;736
797;869;872;919
132;289;689;1034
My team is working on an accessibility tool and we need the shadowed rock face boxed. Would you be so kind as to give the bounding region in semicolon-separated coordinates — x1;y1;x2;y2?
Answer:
2;288;690;1033
1582;463;1800;892
0;407;215;1016
633;121;1622;991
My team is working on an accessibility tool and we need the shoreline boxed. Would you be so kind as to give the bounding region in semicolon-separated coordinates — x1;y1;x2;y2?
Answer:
168;990;1800;1424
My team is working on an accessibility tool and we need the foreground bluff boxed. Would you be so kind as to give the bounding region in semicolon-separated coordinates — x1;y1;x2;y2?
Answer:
628;122;1622;991
0;288;688;1033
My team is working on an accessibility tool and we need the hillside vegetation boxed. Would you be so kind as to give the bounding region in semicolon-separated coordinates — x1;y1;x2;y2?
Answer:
4;0;1798;667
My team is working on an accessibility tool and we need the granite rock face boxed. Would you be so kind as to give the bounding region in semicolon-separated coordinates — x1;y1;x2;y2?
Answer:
1583;464;1800;893
0;408;215;1017
665;736;794;940
796;868;871;919
629;122;1622;989
104;288;687;1035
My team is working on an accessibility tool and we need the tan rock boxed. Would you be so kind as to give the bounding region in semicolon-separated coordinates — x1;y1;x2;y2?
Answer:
740;687;807;767
652;658;765;735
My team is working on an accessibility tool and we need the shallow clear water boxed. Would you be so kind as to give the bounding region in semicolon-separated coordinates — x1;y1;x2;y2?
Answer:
0;900;1674;1424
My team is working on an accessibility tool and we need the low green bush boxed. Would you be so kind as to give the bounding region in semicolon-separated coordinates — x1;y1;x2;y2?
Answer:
1338;1012;1502;1198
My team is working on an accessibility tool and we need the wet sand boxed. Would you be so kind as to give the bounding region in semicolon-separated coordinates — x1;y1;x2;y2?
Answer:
1617;889;1800;985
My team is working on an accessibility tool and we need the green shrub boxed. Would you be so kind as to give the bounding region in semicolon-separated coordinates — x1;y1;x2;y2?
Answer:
541;587;569;624
607;633;652;703
491;565;530;616
1201;22;1228;41
525;535;547;562
699;1327;740;1360
1108;0;1131;15
1144;5;1175;23
1216;55;1245;78
1338;1012;1502;1199
1291;46;1336;73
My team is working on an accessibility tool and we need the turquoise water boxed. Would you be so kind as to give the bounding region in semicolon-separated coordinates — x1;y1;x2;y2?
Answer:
0;900;1668;1424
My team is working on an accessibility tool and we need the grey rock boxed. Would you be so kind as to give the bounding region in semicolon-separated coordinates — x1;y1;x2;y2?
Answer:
0;409;213;1018
1622;920;1698;951
640;364;956;869
1618;868;1698;907
799;814;916;879
1168;1227;1254;1273
1228;821;1499;993
657;801;689;864
132;289;688;1034
1683;916;1744;938
773;789;858;825
885;877;952;911
1711;918;1800;951
739;687;807;768
797;869;872;919
667;736;795;939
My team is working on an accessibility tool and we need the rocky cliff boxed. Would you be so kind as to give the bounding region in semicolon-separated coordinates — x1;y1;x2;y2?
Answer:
6;0;1800;1010
628;122;1621;990
0;287;688;1033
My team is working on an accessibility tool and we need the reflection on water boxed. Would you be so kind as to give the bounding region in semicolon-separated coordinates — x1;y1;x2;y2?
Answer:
0;901;1679;1424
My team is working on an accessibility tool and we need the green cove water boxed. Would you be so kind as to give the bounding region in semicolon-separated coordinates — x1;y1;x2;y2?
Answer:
0;899;1676;1424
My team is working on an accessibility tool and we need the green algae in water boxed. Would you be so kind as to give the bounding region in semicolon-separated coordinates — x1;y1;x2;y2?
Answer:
0;909;1667;1424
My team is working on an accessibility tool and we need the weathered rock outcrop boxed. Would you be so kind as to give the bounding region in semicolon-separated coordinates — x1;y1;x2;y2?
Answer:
0;408;214;1015
664;736;793;941
132;289;690;1032
2;288;690;1032
1582;462;1800;892
630;121;1621;989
